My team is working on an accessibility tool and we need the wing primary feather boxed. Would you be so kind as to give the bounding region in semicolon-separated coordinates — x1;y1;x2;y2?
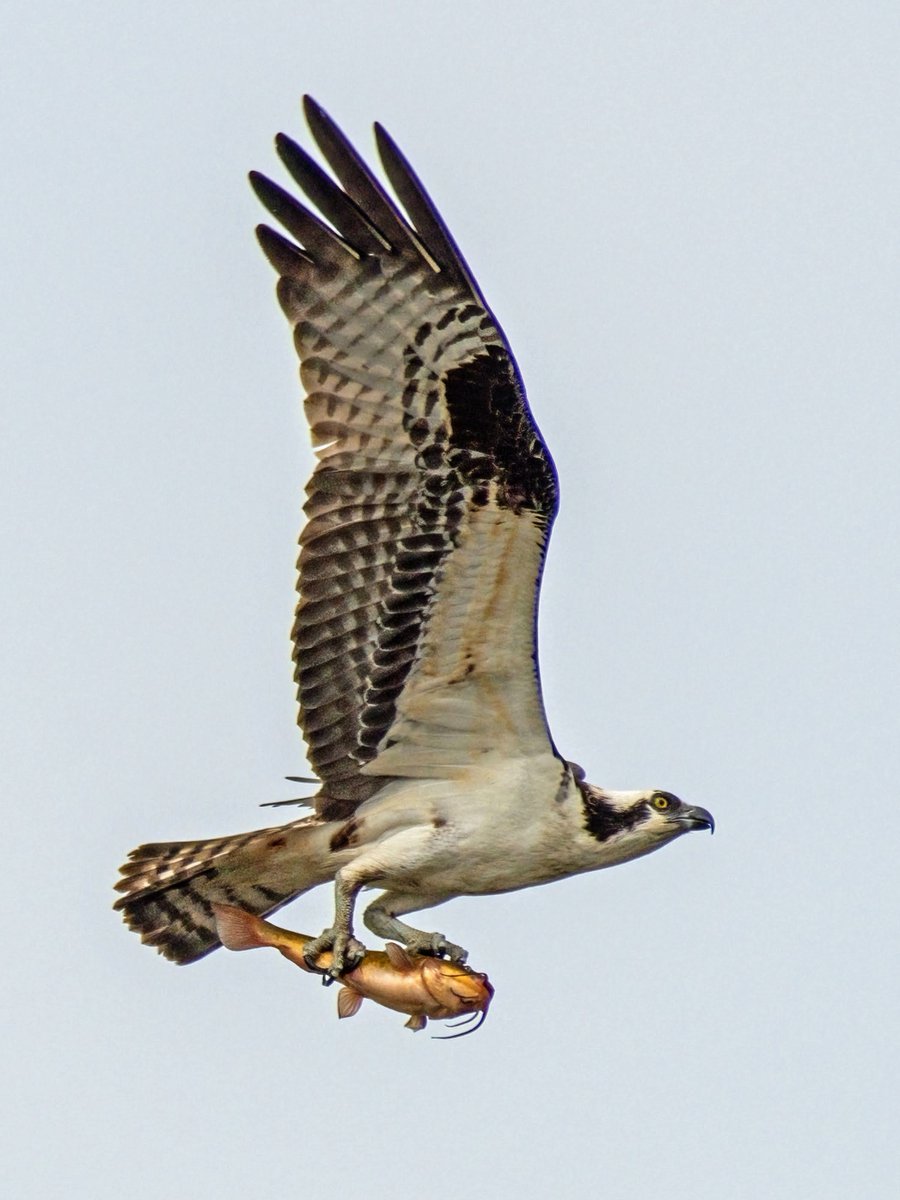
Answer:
302;95;432;264
373;122;480;294
255;224;314;275
249;171;360;263
274;133;391;255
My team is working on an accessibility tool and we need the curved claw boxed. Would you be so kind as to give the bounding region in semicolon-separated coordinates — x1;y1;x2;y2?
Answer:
302;928;367;979
405;931;468;963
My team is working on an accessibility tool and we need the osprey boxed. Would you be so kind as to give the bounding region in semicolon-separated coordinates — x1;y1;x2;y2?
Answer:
115;97;713;978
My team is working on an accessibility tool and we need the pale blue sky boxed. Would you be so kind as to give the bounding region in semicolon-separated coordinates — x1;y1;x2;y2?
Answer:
4;3;899;1197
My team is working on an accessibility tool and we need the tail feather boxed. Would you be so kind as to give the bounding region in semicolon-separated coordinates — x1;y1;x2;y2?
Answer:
113;814;333;964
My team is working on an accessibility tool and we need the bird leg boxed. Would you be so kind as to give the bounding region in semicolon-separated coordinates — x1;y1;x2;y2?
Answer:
364;893;468;963
302;870;366;979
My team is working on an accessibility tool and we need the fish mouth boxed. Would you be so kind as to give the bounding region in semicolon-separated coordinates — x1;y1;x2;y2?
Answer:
679;804;715;834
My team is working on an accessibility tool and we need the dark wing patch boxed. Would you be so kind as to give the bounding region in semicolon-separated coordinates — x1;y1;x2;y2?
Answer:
443;345;557;514
254;97;559;817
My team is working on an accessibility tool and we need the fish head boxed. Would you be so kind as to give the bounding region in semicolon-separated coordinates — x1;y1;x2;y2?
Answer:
417;957;494;1021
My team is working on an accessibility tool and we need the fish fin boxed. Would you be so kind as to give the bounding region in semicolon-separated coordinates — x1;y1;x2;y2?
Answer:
337;987;364;1019
384;942;415;970
211;903;267;952
404;1014;427;1032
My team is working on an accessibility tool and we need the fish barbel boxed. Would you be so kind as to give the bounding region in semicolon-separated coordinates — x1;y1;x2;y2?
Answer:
212;904;493;1035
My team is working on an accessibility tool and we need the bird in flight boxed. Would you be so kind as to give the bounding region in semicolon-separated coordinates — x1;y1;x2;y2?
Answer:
115;97;714;979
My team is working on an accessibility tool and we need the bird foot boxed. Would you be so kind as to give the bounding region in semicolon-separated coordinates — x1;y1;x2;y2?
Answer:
302;928;366;979
404;931;468;964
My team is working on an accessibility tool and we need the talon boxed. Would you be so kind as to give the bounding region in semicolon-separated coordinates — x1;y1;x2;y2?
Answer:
330;936;366;977
407;932;468;963
302;929;367;977
302;945;326;973
443;941;468;965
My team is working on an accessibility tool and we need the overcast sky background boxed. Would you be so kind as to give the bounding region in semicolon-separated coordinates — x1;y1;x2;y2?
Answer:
3;3;899;1197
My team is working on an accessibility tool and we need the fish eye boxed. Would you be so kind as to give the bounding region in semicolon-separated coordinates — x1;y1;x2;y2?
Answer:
651;792;672;811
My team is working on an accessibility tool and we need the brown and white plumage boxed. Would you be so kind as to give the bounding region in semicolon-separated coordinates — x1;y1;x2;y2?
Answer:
256;101;558;816
114;97;713;974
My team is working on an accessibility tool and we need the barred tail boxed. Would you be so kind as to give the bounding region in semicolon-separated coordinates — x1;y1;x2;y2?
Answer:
113;814;334;964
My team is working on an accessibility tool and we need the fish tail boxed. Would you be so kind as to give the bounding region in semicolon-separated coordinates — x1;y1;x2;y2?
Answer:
113;814;335;964
210;903;270;951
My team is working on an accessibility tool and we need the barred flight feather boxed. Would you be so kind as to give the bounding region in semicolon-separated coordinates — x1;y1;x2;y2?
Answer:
251;97;559;816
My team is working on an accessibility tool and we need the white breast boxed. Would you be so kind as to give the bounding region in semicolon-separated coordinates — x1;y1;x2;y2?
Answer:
351;752;597;898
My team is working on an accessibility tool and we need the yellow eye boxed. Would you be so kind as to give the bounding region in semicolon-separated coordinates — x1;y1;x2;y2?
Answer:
652;793;671;811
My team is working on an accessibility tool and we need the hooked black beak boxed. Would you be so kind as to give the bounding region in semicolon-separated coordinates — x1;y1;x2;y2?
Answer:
680;804;715;834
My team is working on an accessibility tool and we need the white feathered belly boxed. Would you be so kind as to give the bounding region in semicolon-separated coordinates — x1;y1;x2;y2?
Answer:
345;754;599;898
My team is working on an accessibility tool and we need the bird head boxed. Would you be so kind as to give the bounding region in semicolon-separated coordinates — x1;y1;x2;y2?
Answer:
579;784;714;859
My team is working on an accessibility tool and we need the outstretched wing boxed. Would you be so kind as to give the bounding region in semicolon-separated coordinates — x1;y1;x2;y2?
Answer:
254;98;560;819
